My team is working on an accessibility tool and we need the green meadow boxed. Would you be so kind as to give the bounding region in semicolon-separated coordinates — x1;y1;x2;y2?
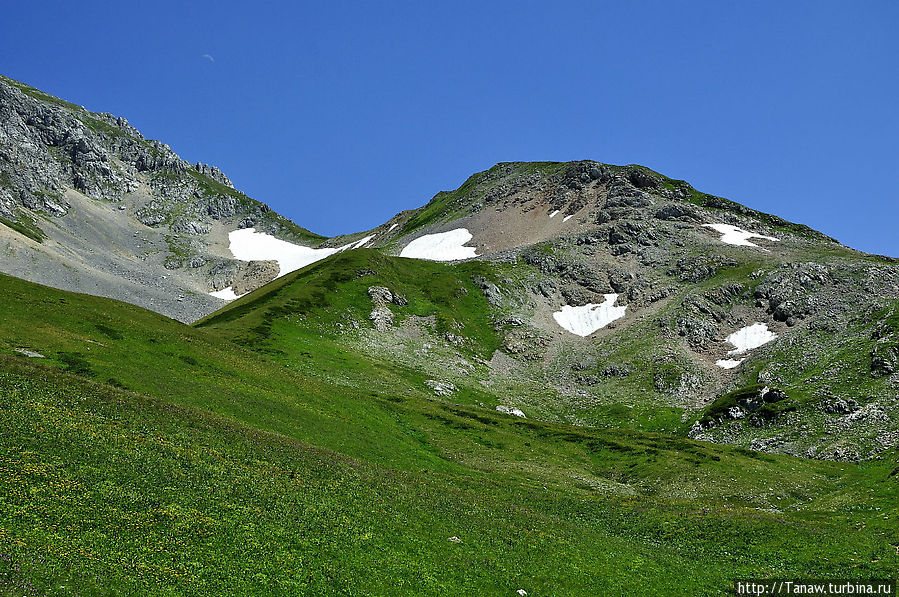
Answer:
0;263;896;595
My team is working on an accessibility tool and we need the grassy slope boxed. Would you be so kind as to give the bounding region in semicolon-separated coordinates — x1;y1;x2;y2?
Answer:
195;245;899;448
1;271;898;594
196;249;505;403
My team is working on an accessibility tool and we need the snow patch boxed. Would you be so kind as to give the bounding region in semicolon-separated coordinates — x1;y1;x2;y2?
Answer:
387;223;398;232
549;209;560;218
552;294;627;337
715;358;745;370
229;228;344;277
208;227;350;301
352;235;374;249
704;223;779;250
496;405;526;418
399;228;478;261
725;322;777;355
563;214;573;222
210;287;239;301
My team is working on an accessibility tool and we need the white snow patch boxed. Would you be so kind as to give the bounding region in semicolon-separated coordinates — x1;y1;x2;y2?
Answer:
704;223;779;250
228;228;344;277
496;405;526;418
399;228;478;261
715;358;745;370
352;235;374;249
210;287;239;301
549;209;560;218
208;227;354;301
725;322;777;355
563;214;573;222
387;223;398;232
552;294;627;337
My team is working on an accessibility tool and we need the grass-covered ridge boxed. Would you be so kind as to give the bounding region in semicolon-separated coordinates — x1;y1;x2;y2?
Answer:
197;249;502;356
0;270;897;593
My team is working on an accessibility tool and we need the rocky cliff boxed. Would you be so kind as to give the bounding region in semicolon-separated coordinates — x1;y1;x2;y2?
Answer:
0;75;324;321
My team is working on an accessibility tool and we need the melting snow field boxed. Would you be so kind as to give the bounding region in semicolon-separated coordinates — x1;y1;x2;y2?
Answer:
352;235;374;249
715;358;745;369
209;287;240;301
228;228;346;275
399;228;479;261
209;228;351;301
704;223;779;249
553;294;627;337
715;322;778;369
725;322;777;355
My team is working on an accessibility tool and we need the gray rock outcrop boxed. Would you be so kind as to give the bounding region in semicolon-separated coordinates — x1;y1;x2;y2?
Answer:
231;260;280;295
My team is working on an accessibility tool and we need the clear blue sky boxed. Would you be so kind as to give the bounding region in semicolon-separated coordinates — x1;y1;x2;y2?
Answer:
3;1;898;254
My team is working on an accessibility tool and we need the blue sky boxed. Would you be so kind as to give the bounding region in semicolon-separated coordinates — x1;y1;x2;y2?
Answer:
3;1;898;254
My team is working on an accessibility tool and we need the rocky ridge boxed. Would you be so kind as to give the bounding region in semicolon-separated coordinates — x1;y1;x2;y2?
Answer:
0;75;324;321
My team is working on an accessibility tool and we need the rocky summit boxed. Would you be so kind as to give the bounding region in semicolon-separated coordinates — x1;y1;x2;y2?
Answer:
0;75;897;595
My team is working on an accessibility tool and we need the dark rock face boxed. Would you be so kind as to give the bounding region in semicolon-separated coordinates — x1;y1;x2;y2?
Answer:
472;275;503;307
819;396;859;414
195;163;234;189
608;221;655;248
693;386;796;433
705;282;746;306
209;261;240;292
654;204;703;222
368;286;401;331
753;263;831;323
671;254;737;283
674;316;719;349
627;167;659;189
606;190;653;209
0;78;178;213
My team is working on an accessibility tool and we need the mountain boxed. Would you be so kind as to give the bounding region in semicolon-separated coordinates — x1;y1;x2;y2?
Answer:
1;77;898;594
197;161;899;462
4;76;899;460
0;75;342;322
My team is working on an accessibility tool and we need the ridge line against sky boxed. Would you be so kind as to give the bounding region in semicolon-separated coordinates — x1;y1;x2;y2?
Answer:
2;1;897;255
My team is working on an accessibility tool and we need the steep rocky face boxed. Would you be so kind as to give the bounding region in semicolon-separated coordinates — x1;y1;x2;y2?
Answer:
0;76;324;321
0;76;184;216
